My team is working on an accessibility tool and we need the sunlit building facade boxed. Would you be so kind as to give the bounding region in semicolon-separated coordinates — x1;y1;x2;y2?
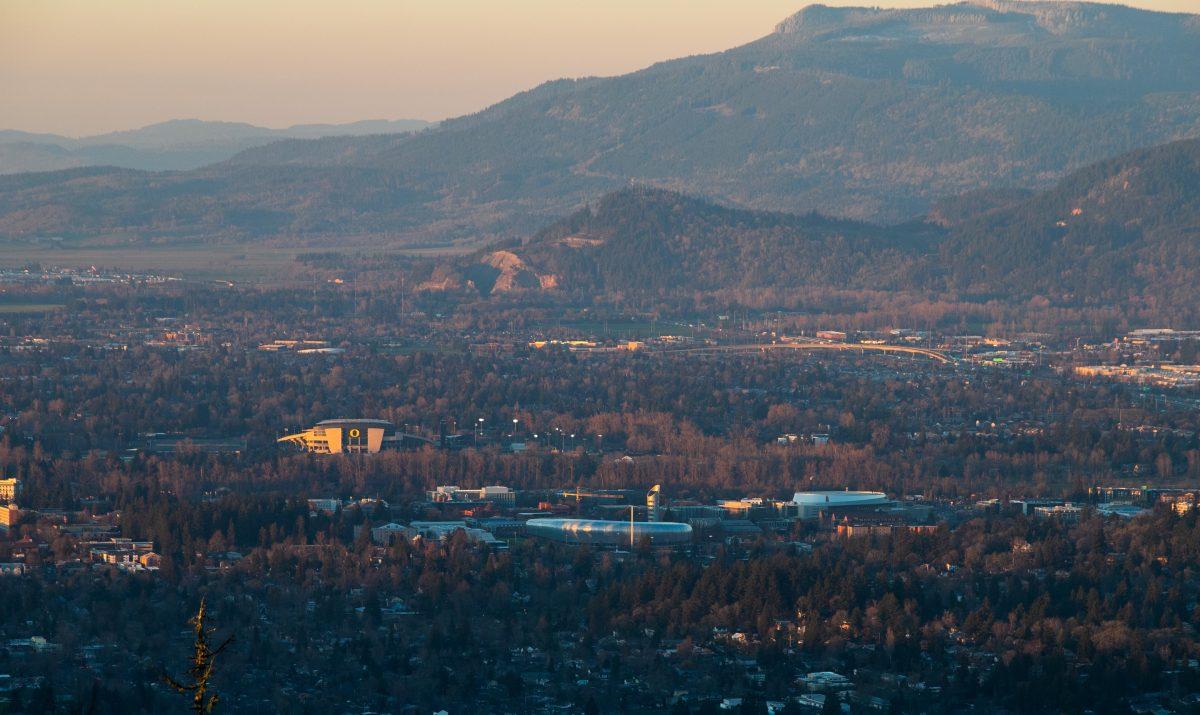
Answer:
278;419;396;454
0;478;21;503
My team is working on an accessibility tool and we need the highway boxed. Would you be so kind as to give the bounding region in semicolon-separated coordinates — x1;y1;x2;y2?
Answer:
652;341;954;364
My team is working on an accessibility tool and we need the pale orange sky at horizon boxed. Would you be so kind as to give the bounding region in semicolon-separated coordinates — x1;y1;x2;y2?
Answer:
2;0;1197;137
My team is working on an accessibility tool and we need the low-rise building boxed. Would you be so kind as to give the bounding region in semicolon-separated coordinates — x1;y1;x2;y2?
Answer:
307;498;343;515
370;523;413;546
1012;498;1064;515
836;523;939;538
471;517;525;537
86;538;155;566
5;636;60;654
427;485;516;507
816;330;847;342
799;671;852;692
1096;503;1148;520
1033;503;1084;522
407;521;505;548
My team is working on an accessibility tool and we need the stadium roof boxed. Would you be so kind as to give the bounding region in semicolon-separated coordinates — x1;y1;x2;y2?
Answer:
315;418;395;428
791;490;888;507
527;518;692;545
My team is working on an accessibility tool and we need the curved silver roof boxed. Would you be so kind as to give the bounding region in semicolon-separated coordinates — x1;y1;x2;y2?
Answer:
792;490;888;507
527;518;692;545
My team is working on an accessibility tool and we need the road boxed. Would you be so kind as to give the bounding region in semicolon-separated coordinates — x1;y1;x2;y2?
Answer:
653;341;954;364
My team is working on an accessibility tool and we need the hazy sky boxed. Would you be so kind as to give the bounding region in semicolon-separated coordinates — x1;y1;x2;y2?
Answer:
3;0;1196;136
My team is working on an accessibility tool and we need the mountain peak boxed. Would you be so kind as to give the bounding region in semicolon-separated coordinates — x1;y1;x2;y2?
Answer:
773;5;883;35
773;1;1198;41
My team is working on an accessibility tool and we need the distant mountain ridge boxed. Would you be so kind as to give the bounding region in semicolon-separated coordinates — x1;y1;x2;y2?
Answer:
0;118;432;174
1;1;1199;244
425;138;1200;321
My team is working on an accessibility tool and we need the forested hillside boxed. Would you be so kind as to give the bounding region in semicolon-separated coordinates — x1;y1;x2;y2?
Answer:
940;138;1200;311
1;1;1198;245
425;139;1200;322
455;189;936;298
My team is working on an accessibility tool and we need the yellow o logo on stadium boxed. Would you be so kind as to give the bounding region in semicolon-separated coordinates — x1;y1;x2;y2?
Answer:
349;429;361;438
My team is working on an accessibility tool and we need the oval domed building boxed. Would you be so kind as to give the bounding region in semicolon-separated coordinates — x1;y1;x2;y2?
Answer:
791;490;890;519
526;518;692;547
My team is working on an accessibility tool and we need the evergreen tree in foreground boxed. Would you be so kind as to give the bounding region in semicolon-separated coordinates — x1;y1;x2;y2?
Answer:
163;599;234;713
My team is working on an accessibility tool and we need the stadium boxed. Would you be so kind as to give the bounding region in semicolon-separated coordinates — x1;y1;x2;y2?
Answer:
791;490;890;518
277;419;433;454
526;518;693;547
